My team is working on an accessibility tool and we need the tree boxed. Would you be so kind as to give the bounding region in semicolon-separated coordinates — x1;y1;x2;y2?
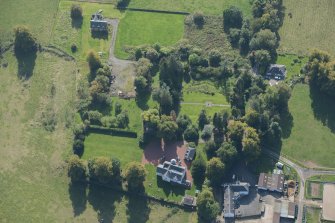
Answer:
239;20;252;54
73;139;84;157
242;127;261;163
197;189;220;222
111;158;122;184
250;49;271;75
87;50;102;72
201;124;213;141
228;28;241;47
115;102;122;116
152;83;173;114
244;109;262;130
198;109;209;130
87;110;103;125
68;155;87;182
206;157;225;186
191;154;206;188
223;6;243;31
204;140;218;160
123;162;146;192
193;11;205;27
249;29;278;59
176;114;192;133
116;110;129;128
145;47;159;63
71;4;83;19
208;50;221;67
14;26;37;54
158;117;178;142
88;157;113;184
228;120;247;150
134;76;149;95
183;125;199;143
216;142;238;169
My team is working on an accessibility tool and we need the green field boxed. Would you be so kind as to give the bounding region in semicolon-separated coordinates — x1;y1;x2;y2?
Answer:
0;0;59;43
306;207;321;223
281;84;335;168
53;1;123;60
115;11;185;59
276;54;307;80
83;133;142;166
305;181;323;200
279;0;335;56
129;0;252;17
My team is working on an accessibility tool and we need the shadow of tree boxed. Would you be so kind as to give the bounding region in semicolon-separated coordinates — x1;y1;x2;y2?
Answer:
279;110;293;138
87;184;122;222
68;182;88;217
72;17;83;29
126;195;150;223
310;84;335;133
15;51;37;79
91;31;108;40
136;92;151;110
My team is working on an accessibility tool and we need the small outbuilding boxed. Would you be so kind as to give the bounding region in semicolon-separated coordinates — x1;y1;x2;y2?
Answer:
184;147;196;162
181;195;197;208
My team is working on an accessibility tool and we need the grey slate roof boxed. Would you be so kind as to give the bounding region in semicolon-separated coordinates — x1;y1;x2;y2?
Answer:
156;160;187;185
184;147;196;161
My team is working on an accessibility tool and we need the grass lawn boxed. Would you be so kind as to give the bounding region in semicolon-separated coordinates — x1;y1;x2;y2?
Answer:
279;0;335;56
305;180;323;200
83;133;142;166
115;11;185;59
0;0;59;44
180;104;230;124
129;0;252;17
53;1;124;60
306;207;321;223
276;54;307;80
281;84;335;168
144;164;196;202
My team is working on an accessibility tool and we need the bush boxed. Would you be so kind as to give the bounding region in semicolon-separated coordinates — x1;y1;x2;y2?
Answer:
123;162;146;192
71;44;77;53
201;124;213;141
14;25;37;55
73;139;84;157
208;50;221;67
184;125;199;143
68;155;87;182
193;11;204;27
223;6;243;31
117;0;130;8
71;4;83;19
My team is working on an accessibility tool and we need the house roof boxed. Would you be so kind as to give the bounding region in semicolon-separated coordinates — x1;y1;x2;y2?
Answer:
273;199;296;221
184;147;196;160
156;160;187;184
267;64;286;76
258;173;284;192
224;185;235;218
230;182;250;193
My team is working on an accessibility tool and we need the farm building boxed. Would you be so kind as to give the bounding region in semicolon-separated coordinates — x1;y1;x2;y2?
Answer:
266;64;287;80
273;199;297;223
90;10;108;32
257;173;284;193
322;183;335;221
156;159;191;187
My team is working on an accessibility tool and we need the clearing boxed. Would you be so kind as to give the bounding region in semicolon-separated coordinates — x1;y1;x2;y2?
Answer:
279;0;335;56
115;11;185;59
280;84;335;168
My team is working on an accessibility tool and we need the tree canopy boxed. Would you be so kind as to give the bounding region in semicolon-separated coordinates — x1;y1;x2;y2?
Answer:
123;162;146;192
68;155;87;182
197;188;220;221
206;157;225;186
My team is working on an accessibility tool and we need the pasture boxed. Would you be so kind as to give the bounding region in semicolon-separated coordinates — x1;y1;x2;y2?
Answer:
281;84;335;168
82;133;142;166
279;0;335;56
129;0;252;17
115;11;185;59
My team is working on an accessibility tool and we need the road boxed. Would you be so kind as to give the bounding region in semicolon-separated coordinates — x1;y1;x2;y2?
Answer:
263;149;335;223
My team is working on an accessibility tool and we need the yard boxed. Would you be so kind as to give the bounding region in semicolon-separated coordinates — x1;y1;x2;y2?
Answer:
280;84;335;168
129;0;252;17
276;54;307;80
115;11;185;59
279;0;335;56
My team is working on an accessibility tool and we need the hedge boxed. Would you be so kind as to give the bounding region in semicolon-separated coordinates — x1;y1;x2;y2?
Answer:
88;125;138;138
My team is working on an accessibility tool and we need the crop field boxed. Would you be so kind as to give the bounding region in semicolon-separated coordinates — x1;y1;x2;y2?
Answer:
83;133;142;166
281;84;335;168
115;11;185;59
129;0;252;17
279;0;335;56
53;1;123;60
0;0;59;43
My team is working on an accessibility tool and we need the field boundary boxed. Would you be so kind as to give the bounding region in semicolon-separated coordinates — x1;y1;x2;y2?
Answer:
123;7;190;15
88;125;138;138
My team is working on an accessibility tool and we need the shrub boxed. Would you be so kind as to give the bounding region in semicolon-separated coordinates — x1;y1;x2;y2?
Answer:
117;0;130;8
71;44;77;53
115;102;122;116
73;139;84;157
201;124;213;141
184;125;199;143
193;11;204;27
68;155;87;182
208;50;221;67
123;162;146;192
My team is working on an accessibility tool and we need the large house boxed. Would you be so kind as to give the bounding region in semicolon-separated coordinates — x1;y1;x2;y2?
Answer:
257;173;284;193
90;10;108;32
266;64;287;80
156;160;191;187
